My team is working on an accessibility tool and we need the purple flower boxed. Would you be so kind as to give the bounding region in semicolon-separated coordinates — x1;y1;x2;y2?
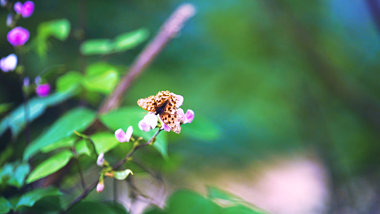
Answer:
184;109;194;124
7;27;29;46
97;153;105;166
96;181;104;193
0;54;17;72
115;126;133;143
138;113;158;132
1;0;7;7
36;83;50;97
34;76;41;85
14;1;34;18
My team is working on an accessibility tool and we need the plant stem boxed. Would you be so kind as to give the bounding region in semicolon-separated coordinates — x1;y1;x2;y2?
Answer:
72;148;86;190
98;4;196;114
113;129;161;170
61;129;162;213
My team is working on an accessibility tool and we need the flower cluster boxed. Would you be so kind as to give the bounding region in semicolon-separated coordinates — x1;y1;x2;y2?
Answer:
1;1;45;97
113;92;194;144
14;1;34;18
138;93;194;133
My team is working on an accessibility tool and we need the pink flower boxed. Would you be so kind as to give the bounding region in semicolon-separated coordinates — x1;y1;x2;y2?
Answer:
96;181;104;193
115;126;133;142
138;113;158;132
14;1;34;18
177;108;194;124
36;83;50;97
97;153;105;166
184;109;194;124
0;54;17;72
7;27;29;46
172;93;184;107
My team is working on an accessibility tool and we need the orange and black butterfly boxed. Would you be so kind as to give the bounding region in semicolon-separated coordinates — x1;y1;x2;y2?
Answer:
137;91;181;134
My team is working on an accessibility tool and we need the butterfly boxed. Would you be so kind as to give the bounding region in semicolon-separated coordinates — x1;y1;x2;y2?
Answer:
137;90;181;134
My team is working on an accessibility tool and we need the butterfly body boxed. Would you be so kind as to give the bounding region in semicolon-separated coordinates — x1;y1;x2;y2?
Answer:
137;91;181;134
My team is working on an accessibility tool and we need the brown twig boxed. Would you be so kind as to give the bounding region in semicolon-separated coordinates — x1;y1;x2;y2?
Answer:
98;4;196;114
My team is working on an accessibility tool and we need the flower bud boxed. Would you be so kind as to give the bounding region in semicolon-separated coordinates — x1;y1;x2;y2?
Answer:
96;181;104;193
97;153;105;166
23;77;30;87
6;14;13;27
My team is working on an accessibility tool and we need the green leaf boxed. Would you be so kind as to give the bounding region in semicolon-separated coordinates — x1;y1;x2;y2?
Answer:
57;71;83;92
26;150;73;184
207;186;240;202
113;169;133;180
113;28;149;52
41;137;76;153
80;39;114;55
74;140;91;157
0;163;14;185
82;62;119;94
7;163;30;188
15;187;62;210
100;107;168;159
38;19;71;41
0;197;12;214
167;190;222;214
34;19;71;58
75;132;119;155
67;201;126;214
23;107;96;160
0;90;74;138
181;115;221;141
102;202;129;214
222;205;263;214
0;103;12;114
80;28;149;56
0;146;13;166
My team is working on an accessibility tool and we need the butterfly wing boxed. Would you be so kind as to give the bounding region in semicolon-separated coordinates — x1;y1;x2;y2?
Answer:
137;95;157;112
165;94;178;114
160;112;181;134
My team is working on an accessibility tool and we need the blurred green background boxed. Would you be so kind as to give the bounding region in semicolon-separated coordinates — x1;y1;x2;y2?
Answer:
1;0;380;213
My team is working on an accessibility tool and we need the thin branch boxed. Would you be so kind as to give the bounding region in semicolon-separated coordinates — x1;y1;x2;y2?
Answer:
98;4;196;114
113;129;161;169
72;148;86;190
62;129;162;213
